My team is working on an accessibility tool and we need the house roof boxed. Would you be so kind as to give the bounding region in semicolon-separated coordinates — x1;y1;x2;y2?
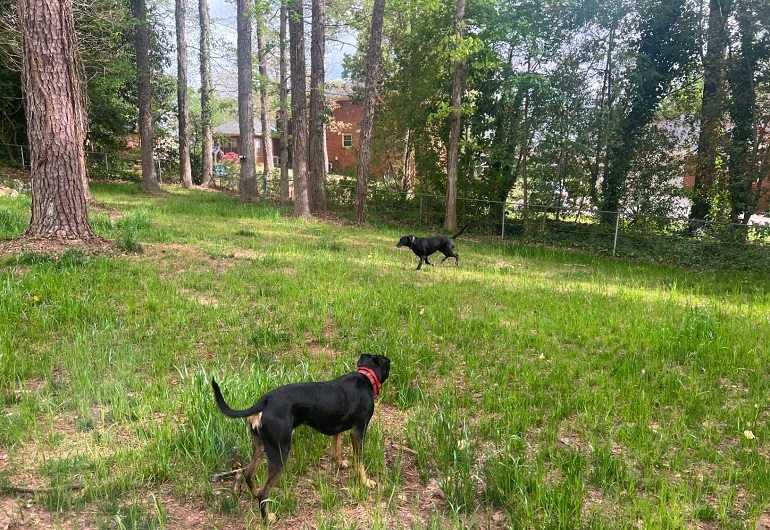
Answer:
213;120;276;137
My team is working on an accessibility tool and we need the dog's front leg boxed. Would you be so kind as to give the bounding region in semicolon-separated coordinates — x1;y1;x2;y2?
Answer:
331;434;349;469
350;426;376;488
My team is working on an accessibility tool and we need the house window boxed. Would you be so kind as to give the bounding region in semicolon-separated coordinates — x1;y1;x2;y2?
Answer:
343;134;353;148
255;138;261;156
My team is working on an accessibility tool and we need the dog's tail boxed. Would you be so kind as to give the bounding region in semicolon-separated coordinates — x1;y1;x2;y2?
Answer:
211;378;263;419
451;224;469;240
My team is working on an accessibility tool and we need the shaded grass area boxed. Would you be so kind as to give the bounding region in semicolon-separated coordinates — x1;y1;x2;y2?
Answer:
1;183;769;529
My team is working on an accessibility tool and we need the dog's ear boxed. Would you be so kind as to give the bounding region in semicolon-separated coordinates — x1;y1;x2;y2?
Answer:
375;356;391;382
357;354;373;368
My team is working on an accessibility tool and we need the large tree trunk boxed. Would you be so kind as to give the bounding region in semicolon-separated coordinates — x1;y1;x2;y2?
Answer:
279;0;290;205
289;0;310;217
256;12;274;196
444;0;466;231
133;0;159;192
18;0;94;239
308;0;326;213
353;0;385;223
199;0;213;186
237;0;258;201
690;0;731;222
176;0;193;188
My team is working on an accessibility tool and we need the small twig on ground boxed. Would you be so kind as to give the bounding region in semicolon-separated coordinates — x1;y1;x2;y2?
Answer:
210;468;244;482
3;484;84;494
391;442;417;455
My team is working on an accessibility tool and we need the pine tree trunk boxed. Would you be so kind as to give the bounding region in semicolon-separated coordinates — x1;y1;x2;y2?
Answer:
199;0;213;187
690;0;731;222
18;0;94;239
256;13;274;196
289;0;311;217
353;0;385;223
444;0;466;231
279;0;290;205
133;0;160;192
309;0;326;213
237;0;258;201
176;0;193;188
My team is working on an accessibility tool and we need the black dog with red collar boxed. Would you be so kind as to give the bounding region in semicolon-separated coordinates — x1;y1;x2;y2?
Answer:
212;354;391;521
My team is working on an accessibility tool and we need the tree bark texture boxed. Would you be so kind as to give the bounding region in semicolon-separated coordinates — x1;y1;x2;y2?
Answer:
133;0;159;192
199;0;213;186
289;0;310;217
278;0;290;205
691;0;731;221
237;0;258;201
444;0;466;231
256;13;274;196
176;0;193;188
309;0;326;213
353;0;385;223
18;0;94;239
279;0;290;204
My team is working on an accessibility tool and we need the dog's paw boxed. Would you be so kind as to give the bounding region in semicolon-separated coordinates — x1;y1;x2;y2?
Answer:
339;459;350;469
265;512;277;524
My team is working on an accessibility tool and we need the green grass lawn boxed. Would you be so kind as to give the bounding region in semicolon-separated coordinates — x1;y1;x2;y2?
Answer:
1;183;768;529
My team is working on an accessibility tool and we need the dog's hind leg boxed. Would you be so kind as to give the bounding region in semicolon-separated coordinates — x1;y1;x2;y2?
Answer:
243;424;265;498
331;434;349;469
440;252;458;264
350;425;375;488
255;439;289;522
255;458;283;522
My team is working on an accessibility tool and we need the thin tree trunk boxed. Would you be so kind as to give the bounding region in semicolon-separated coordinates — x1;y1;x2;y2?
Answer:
444;0;466;231
590;24;615;205
279;0;290;204
691;0;731;221
353;0;385;223
237;0;258;201
133;0;159;192
176;0;193;188
199;0;213;186
289;0;310;216
18;0;94;239
309;0;326;213
256;12;274;197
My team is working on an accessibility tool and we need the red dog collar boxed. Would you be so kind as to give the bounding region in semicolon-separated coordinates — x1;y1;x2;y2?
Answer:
357;367;382;397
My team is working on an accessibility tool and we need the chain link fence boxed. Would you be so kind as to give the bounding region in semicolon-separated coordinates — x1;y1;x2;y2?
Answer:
319;183;770;272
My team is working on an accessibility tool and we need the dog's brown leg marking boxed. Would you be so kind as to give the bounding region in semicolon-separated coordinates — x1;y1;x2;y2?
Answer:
243;434;265;497
256;460;283;522
350;427;375;488
331;434;349;469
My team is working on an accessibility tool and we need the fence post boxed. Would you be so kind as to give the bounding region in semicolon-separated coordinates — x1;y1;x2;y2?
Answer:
501;201;506;239
419;195;423;226
20;146;25;169
104;153;109;175
613;212;621;257
157;160;162;184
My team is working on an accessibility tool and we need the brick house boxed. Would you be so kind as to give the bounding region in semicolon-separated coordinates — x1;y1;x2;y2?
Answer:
325;86;362;173
213;120;280;166
213;85;364;173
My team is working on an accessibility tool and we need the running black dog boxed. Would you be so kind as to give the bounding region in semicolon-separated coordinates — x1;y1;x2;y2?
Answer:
396;224;469;270
211;354;391;522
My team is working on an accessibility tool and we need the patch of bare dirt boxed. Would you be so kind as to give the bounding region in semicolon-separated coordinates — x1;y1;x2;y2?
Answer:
0;236;117;259
757;512;770;530
0;165;30;182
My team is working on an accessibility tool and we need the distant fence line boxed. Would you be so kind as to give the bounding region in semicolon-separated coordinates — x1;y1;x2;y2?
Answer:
3;142;769;269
